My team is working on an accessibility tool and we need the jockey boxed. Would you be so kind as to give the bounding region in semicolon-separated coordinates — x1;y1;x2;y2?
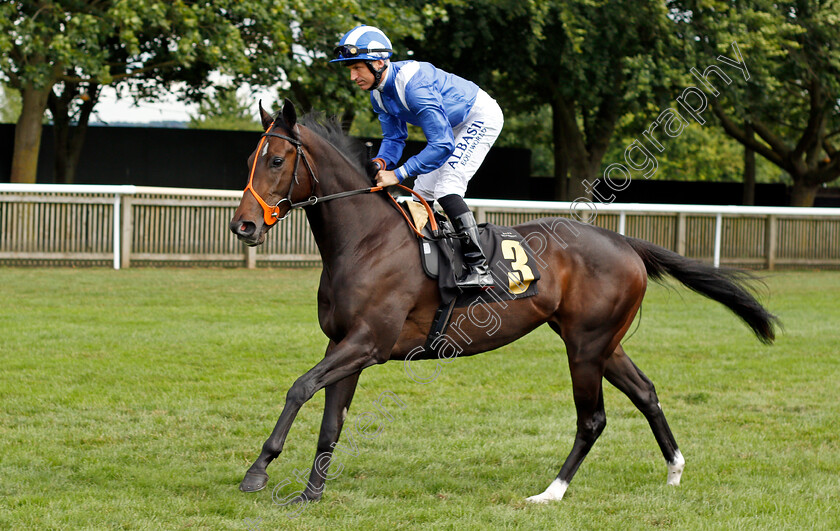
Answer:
331;25;504;289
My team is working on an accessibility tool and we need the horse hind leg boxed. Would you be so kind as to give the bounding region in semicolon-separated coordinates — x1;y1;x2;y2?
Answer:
526;328;612;504
604;345;685;486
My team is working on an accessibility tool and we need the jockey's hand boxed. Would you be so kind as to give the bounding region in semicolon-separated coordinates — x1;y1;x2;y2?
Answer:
375;170;400;187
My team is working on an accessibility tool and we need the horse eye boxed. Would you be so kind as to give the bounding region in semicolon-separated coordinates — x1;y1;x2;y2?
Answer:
271;156;284;168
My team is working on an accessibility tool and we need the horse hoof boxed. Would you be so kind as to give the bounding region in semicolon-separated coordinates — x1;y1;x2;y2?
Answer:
290;492;321;504
239;471;269;492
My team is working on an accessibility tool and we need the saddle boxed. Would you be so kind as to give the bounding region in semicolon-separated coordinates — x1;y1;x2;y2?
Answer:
400;200;541;303
398;200;542;356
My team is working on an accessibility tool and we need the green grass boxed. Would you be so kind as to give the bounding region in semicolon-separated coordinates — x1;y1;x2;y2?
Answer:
1;268;839;530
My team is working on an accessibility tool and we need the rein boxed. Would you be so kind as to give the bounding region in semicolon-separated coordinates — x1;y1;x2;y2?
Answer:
243;124;438;237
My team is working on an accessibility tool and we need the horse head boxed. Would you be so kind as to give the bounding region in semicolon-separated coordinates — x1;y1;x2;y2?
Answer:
230;99;317;246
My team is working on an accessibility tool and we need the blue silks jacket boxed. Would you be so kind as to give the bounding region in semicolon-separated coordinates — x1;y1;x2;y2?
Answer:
371;61;479;181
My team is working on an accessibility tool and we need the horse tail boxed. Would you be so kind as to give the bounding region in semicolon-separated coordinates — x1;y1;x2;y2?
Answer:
624;236;779;344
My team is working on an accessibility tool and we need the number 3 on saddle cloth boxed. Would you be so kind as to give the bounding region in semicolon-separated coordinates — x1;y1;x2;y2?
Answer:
400;201;541;355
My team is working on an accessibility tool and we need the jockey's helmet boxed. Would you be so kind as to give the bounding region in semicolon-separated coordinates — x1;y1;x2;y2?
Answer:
330;25;393;63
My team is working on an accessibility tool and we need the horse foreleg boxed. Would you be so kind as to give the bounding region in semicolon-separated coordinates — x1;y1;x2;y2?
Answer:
240;337;381;493
604;345;685;486
527;355;607;504
295;371;361;502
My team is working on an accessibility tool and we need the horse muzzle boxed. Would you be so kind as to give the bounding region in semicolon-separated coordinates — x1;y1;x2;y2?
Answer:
230;217;265;246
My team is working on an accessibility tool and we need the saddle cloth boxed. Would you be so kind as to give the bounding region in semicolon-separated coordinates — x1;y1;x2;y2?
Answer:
401;202;541;307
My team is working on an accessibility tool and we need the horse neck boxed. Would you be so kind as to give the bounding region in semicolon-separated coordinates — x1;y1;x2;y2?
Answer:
301;131;397;266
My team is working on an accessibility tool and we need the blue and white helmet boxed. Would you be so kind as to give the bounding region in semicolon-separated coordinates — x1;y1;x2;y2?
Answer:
330;25;393;63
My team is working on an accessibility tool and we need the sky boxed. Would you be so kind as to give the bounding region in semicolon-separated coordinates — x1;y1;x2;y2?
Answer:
89;82;278;125
90;86;197;124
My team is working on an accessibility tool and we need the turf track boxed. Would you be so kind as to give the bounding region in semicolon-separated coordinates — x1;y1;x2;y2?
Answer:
1;268;838;529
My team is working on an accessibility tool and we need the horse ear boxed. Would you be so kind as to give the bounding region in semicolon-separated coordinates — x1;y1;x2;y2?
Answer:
258;100;273;131
282;98;297;130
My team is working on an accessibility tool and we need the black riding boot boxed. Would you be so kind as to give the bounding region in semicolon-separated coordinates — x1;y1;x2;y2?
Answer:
452;212;494;289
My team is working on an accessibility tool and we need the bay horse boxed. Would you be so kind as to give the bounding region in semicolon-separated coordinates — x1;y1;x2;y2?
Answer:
229;99;777;504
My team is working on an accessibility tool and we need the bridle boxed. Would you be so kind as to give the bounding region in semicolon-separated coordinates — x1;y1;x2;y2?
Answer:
244;125;321;226
243;121;438;237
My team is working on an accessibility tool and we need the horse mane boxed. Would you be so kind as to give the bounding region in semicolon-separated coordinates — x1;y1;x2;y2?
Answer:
274;110;369;175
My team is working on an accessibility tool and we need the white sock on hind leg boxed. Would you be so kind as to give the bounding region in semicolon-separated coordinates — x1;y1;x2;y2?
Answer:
667;449;685;486
526;478;569;503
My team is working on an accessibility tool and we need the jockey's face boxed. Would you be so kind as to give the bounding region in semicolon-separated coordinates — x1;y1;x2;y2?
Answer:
347;60;385;91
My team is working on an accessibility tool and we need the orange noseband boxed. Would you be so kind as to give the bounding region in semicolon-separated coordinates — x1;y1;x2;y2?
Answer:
244;125;315;226
244;131;282;225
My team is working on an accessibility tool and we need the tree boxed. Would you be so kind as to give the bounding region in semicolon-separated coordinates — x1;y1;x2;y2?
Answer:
46;78;99;184
0;1;449;183
0;82;22;123
670;0;840;206
0;1;285;183
603;112;782;184
408;0;685;200
245;2;448;131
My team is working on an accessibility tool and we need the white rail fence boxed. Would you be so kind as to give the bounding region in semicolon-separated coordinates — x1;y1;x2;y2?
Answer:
2;183;840;270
